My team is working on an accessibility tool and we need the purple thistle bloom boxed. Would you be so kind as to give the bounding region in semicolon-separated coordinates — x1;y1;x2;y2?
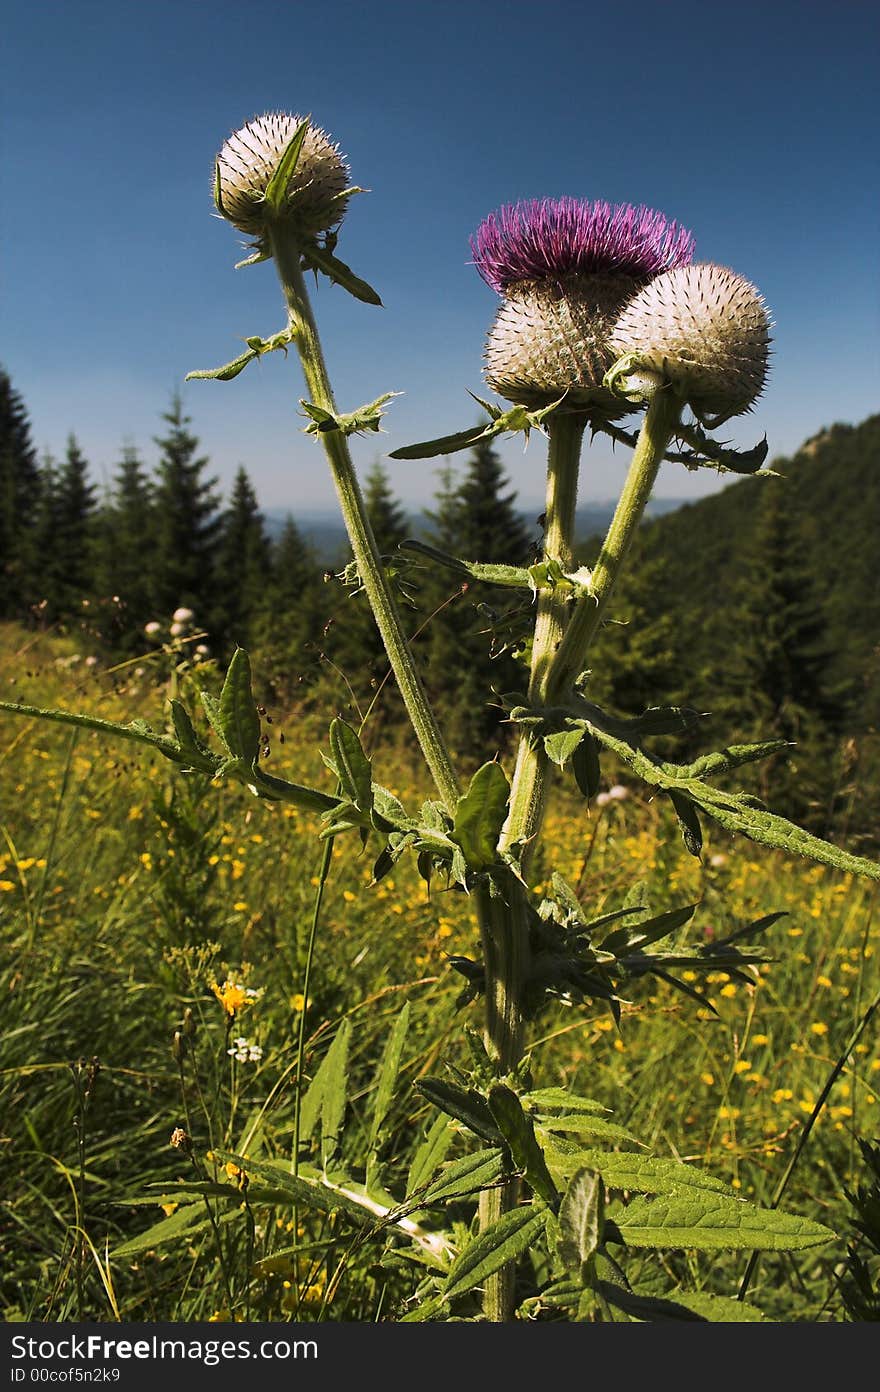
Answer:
471;198;695;295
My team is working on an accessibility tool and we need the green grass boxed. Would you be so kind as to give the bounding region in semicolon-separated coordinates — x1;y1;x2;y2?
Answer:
1;623;877;1321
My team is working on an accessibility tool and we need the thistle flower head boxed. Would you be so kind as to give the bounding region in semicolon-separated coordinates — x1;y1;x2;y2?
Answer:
215;112;350;239
473;198;694;411
472;198;695;295
484;274;644;412
609;264;772;419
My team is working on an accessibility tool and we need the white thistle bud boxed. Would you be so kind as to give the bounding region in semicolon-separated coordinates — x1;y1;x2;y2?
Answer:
215;112;350;239
609;264;771;419
484;274;643;412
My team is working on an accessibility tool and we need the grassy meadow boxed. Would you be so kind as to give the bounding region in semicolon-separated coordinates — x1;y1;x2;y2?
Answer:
1;622;877;1322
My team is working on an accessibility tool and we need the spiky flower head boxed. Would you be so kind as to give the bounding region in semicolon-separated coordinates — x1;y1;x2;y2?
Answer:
215;112;350;239
473;198;694;411
484;274;646;411
609;264;771;419
472;198;695;296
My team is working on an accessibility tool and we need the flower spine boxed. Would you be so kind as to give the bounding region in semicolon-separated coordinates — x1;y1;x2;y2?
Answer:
609;263;771;419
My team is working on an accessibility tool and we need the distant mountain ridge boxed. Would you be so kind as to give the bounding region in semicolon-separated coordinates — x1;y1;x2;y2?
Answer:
263;497;684;561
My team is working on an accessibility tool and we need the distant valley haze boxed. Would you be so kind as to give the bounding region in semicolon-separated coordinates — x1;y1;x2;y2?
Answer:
261;498;685;561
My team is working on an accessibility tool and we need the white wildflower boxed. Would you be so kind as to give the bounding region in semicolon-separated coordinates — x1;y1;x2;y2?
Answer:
227;1036;263;1064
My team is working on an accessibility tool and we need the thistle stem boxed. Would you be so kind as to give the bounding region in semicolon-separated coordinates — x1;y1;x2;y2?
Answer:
542;387;683;703
475;870;531;1321
500;412;586;861
477;411;585;1323
267;227;459;813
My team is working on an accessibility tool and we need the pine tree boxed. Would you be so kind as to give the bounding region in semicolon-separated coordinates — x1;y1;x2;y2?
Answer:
448;438;533;566
0;368;40;617
151;395;221;630
213;466;272;648
27;453;61;622
364;460;410;555
93;444;155;648
714;482;844;819
251;516;322;693
43;435;98;620
581;537;685;716
420;441;536;757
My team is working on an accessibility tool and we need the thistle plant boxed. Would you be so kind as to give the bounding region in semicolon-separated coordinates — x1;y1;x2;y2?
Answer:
3;111;879;1324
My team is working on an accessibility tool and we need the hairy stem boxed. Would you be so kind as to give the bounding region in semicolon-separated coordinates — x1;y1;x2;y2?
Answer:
475;871;531;1321
477;412;585;1322
500;412;586;861
542;388;683;703
268;227;459;813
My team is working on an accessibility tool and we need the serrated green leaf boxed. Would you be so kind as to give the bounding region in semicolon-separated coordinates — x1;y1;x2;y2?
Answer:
662;1290;766;1321
543;727;585;768
168;699;206;759
693;792;880;880
264;117;310;213
711;911;786;949
557;1168;603;1272
406;1114;453;1197
302;241;382;305
535;1115;640;1145
593;1283;704;1322
111;1202;238;1259
198;690;230;755
399;1295;448;1322
0;697;343;816
614;1192;836;1252
589;726;880;881
443;1205;548;1302
602;903;697;955
329;718;372;813
572;731;601;799
213;1152;369;1223
216;648;261;765
234;247;271;270
488;1085;557;1205
572;1150;736;1198
390;424;496;461
546;872;585;921
451;762;509;871
668;789;703;857
368;1002;410;1153
0;699;185;764
320;1018;351;1170
522;1088;608;1116
185;347;260;382
370;844;395;884
415;1078;500;1143
297;1064;326;1149
419;1147;507;1205
301;400;337;429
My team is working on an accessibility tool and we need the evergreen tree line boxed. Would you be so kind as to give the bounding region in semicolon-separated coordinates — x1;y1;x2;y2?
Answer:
0;368;538;755
2;365;875;828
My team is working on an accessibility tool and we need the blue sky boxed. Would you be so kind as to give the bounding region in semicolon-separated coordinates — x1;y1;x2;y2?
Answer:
4;0;878;513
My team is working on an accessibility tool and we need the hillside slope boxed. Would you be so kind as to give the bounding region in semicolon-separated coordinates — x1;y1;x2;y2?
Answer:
606;414;880;728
